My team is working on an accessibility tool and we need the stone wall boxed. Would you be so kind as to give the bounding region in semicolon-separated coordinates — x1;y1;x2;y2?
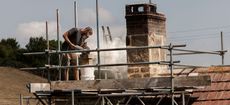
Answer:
126;3;167;78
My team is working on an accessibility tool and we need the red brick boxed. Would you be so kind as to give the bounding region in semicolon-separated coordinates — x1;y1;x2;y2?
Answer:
225;82;230;89
222;100;230;105
217;73;223;81
226;82;230;89
215;100;230;105
204;101;215;105
140;67;150;73
128;68;139;74
203;85;211;91
143;73;150;77
213;83;221;90
207;92;217;100
192;102;198;105
213;73;222;81
212;101;220;105
200;101;206;105
209;66;224;71
127;68;134;74
210;83;219;91
218;83;227;90
215;91;224;100
193;102;204;105
129;74;142;78
198;101;207;105
222;73;230;81
222;67;230;71
221;91;230;99
215;100;221;105
219;73;226;81
210;73;217;81
198;93;209;101
209;73;215;81
192;93;199;97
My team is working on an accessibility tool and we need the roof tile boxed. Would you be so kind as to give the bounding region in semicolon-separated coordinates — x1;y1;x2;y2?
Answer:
191;66;230;105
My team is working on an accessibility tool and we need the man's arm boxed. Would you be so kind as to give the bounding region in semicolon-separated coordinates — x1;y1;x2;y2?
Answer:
63;30;83;50
81;42;90;50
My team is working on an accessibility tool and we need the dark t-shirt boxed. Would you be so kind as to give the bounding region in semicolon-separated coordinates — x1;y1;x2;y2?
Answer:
62;28;85;50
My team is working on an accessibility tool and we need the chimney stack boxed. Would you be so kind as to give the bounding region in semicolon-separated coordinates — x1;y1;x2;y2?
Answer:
126;3;167;78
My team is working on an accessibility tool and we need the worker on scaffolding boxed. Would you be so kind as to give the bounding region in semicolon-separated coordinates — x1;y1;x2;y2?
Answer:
62;27;93;80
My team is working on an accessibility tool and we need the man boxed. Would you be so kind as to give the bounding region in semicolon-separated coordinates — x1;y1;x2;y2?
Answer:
62;27;93;80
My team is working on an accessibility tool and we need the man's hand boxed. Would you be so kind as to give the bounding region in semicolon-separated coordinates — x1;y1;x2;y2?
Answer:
70;44;84;50
81;42;86;47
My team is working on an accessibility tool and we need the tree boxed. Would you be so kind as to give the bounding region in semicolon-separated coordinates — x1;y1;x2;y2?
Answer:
0;38;20;50
25;37;61;67
0;38;20;60
26;37;46;52
25;37;47;67
0;44;8;58
49;39;60;65
0;38;26;67
24;37;62;80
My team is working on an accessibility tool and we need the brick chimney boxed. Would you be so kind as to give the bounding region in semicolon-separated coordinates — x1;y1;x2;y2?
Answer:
126;3;167;78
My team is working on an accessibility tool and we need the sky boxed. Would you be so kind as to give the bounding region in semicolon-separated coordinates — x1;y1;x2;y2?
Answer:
0;0;230;66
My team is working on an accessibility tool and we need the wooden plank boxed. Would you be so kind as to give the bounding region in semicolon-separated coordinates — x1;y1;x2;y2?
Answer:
51;76;211;91
29;83;50;93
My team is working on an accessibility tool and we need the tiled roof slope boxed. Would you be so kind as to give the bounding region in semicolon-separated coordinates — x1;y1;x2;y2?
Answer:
191;66;230;105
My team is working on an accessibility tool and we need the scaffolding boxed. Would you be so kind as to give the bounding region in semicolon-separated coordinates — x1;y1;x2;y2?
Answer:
21;41;219;105
19;1;227;105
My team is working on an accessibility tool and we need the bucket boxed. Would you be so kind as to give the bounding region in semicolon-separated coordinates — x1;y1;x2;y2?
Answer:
81;68;95;80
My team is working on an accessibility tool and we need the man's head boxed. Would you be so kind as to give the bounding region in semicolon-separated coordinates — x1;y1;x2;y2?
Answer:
82;27;93;36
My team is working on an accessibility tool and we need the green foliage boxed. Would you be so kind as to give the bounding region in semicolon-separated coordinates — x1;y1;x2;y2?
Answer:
25;37;61;67
0;38;20;49
0;37;61;68
25;37;47;67
48;40;58;65
0;44;9;58
26;37;46;52
0;37;62;80
0;38;26;67
24;37;61;80
0;38;20;60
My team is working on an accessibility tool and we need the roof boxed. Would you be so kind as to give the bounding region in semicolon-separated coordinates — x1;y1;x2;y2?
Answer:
0;67;47;105
191;66;230;105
